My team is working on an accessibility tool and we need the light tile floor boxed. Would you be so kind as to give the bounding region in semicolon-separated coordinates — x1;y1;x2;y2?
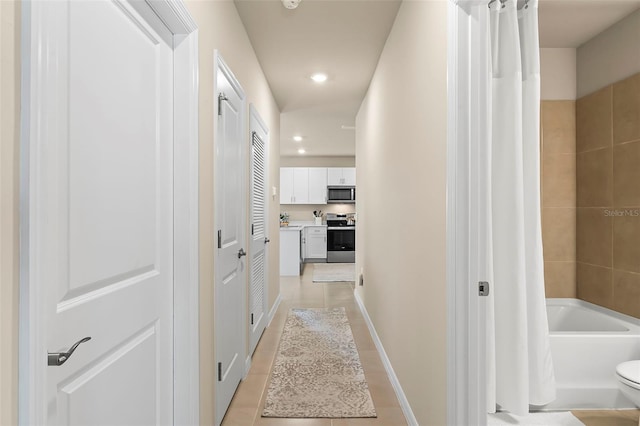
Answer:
221;264;408;426
221;264;640;426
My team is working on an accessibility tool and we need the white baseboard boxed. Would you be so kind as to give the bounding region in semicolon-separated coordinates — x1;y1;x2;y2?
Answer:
244;355;251;378
267;293;282;326
354;291;418;426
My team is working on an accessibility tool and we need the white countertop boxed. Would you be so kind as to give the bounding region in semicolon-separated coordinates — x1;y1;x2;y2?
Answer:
279;226;303;231
281;221;327;229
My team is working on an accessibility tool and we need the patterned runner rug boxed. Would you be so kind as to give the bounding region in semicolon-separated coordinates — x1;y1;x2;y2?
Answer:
262;307;376;418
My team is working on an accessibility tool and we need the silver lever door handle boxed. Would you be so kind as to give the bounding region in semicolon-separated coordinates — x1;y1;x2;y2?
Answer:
238;248;247;258
48;336;91;366
264;238;270;244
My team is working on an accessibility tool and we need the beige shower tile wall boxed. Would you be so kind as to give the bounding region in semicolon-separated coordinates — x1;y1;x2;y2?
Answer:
541;101;577;298
576;72;640;319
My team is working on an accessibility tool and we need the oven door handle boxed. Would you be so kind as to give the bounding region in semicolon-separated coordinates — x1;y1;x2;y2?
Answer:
327;227;356;231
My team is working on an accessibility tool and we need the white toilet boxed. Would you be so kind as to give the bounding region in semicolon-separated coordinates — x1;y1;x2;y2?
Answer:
616;360;640;411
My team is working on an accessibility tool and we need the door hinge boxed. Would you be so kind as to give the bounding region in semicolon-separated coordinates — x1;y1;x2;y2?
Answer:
218;362;222;381
217;230;222;249
251;313;254;325
479;281;490;296
251;224;254;235
218;92;228;115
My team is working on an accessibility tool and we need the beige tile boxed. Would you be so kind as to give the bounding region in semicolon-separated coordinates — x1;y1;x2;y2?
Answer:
229;374;269;409
542;153;576;207
613;73;640;144
542;100;576;155
613;214;640;273
613;270;640;319
254;418;332;426
614;140;640;207
577;148;613;207
365;373;402;409
618;410;640;421
221;407;258;426
248;350;276;375
331;407;408;426
358;350;387;376
577;262;613;309
542;208;576;261
577;86;613;153
576;208;612;266
543;261;576;298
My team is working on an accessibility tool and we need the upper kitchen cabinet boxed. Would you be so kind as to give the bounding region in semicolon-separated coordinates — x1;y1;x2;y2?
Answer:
280;167;327;205
308;168;328;204
280;167;309;204
327;167;356;186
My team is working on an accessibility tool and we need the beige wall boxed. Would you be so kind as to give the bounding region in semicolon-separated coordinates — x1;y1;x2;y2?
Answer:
576;72;640;319
0;1;20;424
184;1;281;424
355;1;447;424
541;101;577;298
577;9;640;98
279;156;355;221
540;48;576;100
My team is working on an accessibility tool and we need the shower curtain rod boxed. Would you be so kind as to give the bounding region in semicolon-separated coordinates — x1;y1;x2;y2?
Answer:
487;0;530;9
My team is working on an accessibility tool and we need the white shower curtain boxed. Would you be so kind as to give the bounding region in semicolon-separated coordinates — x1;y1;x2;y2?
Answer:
484;0;556;415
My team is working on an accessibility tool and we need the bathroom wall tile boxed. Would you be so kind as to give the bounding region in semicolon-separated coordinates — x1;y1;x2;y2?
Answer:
613;270;640;319
576;262;613;310
613;214;640;273
613;72;640;145
613;140;640;207
576;86;613;153
543;261;576;298
542;153;576;208
542;101;576;155
542;208;576;261
576;148;612;207
576;208;612;267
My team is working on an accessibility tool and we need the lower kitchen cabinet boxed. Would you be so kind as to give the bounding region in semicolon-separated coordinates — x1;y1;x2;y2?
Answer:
304;226;327;261
280;227;303;276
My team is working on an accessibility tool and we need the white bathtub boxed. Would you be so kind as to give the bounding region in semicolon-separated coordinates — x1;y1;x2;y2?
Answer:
535;298;640;410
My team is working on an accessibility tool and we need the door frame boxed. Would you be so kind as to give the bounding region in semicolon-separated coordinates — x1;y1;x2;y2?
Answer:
18;1;200;424
446;0;487;425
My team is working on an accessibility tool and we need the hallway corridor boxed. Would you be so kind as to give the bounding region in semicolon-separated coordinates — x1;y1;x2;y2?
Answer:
221;264;408;426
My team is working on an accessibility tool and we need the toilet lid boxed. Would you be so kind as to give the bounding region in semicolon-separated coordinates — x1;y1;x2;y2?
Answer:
616;360;640;385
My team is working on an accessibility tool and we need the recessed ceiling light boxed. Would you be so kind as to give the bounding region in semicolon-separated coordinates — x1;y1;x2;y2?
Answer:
298;148;306;154
293;135;303;142
310;73;328;83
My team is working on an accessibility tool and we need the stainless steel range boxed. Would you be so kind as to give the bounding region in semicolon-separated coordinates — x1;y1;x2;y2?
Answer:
326;213;355;263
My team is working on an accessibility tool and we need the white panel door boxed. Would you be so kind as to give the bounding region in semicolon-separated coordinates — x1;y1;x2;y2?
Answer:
292;168;309;204
308;168;328;204
249;106;269;356
36;1;174;424
280;167;294;204
214;54;247;425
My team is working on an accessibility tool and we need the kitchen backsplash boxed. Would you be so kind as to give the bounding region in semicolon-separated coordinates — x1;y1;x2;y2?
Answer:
282;203;356;221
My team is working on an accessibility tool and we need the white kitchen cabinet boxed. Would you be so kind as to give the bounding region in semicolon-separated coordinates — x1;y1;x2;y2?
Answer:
327;167;356;186
305;226;327;260
280;167;309;204
308;168;328;204
280;227;302;276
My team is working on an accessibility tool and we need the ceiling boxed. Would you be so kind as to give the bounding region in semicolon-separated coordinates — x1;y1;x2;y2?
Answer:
235;0;640;158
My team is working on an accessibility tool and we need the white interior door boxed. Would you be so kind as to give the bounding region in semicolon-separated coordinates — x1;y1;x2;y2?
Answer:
26;1;175;424
249;106;269;356
214;53;247;425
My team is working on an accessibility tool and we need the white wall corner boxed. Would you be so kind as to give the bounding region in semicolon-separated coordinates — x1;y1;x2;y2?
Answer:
354;292;419;426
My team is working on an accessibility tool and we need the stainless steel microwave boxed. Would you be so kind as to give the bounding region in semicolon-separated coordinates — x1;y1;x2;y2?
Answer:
327;186;355;204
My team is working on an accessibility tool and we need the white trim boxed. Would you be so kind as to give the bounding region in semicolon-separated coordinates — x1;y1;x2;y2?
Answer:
18;1;199;424
354;292;418;426
244;355;252;378
446;1;487;425
267;293;282;326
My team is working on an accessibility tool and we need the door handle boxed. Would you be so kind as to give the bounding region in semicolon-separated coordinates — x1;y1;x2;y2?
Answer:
238;248;247;258
264;238;270;244
48;336;91;366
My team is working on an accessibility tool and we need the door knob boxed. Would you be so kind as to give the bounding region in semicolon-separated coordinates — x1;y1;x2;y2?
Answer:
264;238;270;244
48;336;91;366
238;248;247;258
